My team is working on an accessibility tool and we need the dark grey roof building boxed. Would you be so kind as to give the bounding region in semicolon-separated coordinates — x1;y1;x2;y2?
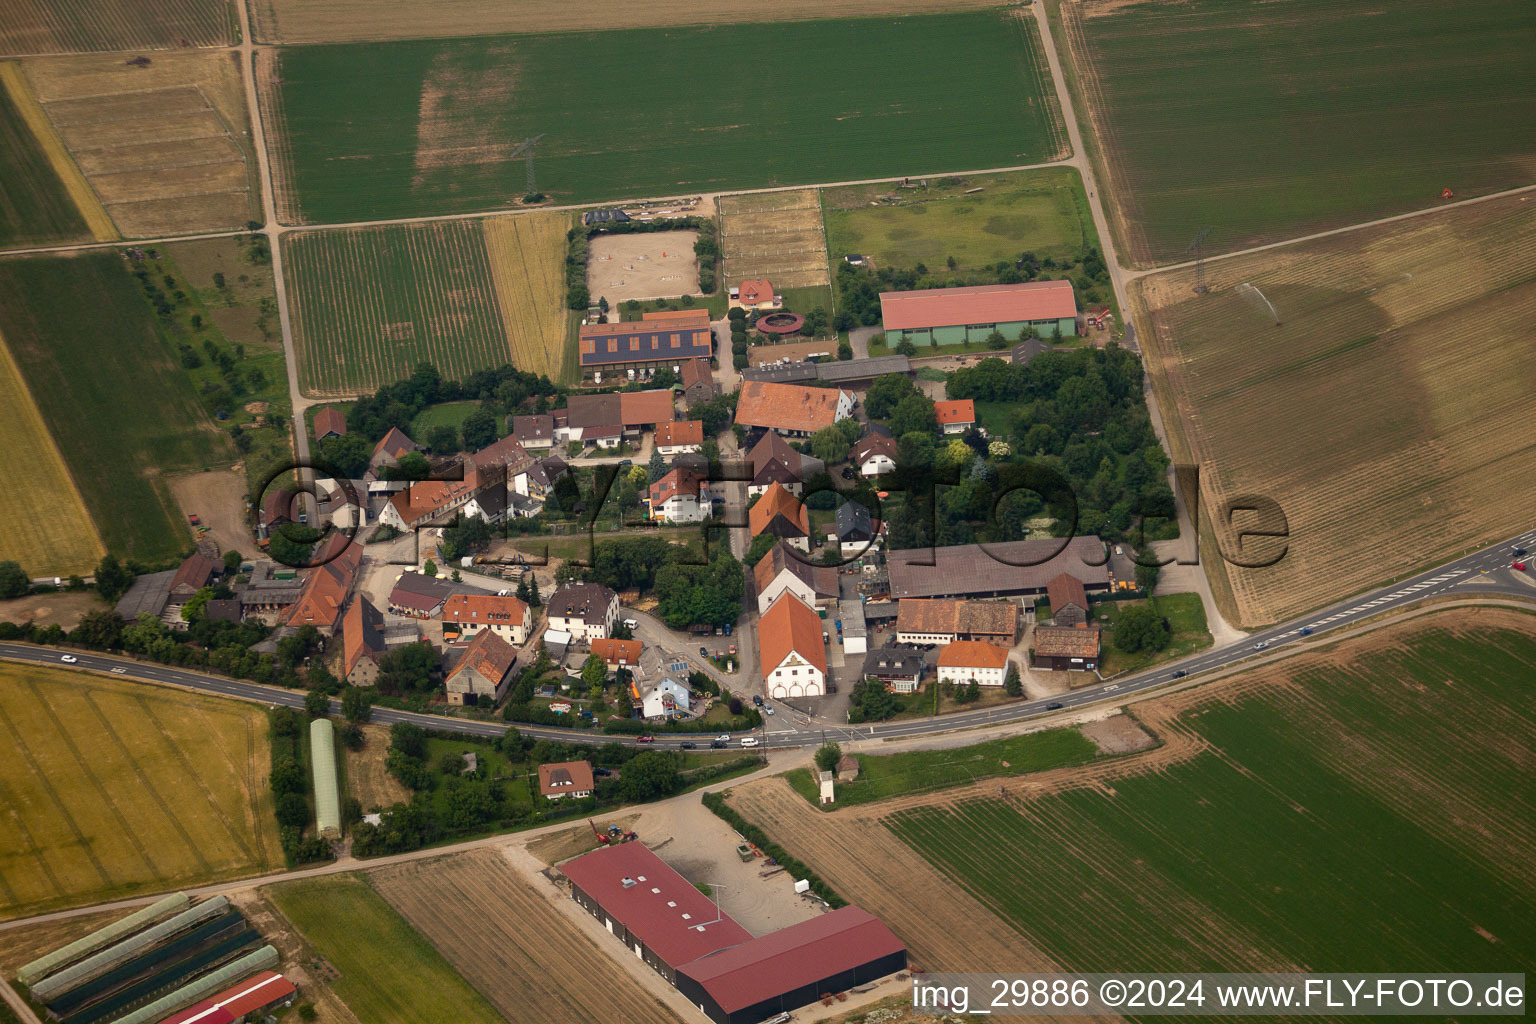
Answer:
885;537;1110;599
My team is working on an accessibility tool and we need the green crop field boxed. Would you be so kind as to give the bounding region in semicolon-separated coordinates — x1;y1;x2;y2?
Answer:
0;79;86;248
267;11;1065;223
0;253;229;562
284;222;513;395
824;166;1096;272
887;613;1536;978
267;873;504;1024
1057;0;1536;265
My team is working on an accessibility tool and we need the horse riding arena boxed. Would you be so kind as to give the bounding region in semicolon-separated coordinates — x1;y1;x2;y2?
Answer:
587;230;700;307
719;189;829;291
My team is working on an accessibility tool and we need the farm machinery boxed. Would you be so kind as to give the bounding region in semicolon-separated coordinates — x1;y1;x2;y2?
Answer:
589;820;638;846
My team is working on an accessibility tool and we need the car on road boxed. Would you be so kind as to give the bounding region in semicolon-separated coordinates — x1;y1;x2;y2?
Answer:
637;735;655;743
699;646;709;657
1253;641;1270;650
110;667;127;674
711;739;727;749
680;741;696;749
1514;561;1528;571
763;706;774;715
1300;627;1313;635
716;734;731;744
1513;547;1527;556
741;737;759;747
617;459;632;468
752;695;764;707
1046;702;1064;710
1172;670;1187;679
60;654;78;663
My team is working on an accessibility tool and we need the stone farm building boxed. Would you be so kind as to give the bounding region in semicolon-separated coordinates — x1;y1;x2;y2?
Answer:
445;630;518;705
936;640;1011;687
578;309;712;382
886;538;1109;600
1031;625;1102;671
442;593;532;645
880;280;1077;345
562;842;905;1024
895;598;1018;646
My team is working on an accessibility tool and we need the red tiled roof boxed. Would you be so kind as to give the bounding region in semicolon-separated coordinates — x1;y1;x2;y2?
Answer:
648;466;703;507
1046;572;1089;613
472;434;533;474
934;399;975;426
621;389;675;426
314;407;347;438
758;592;826;677
937;640;1010;670
749;482;807;538
371;426;416;463
752;540;837;600
642;308;712;325
591;637;642;664
285;542;362;630
655;420;704;447
538;759;595;796
737;278;775;305
678;906;905;1014
561;843;753;968
442;592;529;628
678;358;714;392
879;280;1077;331
735;380;849;434
342;597;385;676
1033;625;1102;658
170;553;218;594
447;629;517;686
385;469;480;529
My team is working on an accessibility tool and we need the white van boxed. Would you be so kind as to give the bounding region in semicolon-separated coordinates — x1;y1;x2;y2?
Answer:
740;737;759;748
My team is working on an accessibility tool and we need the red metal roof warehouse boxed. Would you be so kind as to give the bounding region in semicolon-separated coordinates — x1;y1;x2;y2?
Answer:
879;280;1077;330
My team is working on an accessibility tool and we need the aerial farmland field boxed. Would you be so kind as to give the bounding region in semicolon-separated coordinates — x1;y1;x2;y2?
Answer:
266;873;504;1024
482;210;571;382
19;51;259;237
886;610;1536;979
824;167;1097;273
1133;194;1536;627
373;850;685;1024
283;221;516;395
0;252;229;562
251;0;1003;45
1054;0;1536;265
0;0;232;56
0;664;282;921
719;189;829;292
0;67;87;248
263;12;1066;223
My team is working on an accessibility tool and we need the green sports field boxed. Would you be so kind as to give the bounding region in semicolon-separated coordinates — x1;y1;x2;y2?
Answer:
268;11;1066;223
0;253;228;562
0;78;86;248
887;613;1536;978
1059;0;1536;264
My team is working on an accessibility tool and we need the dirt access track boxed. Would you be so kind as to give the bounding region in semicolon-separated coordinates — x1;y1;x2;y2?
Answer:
587;231;699;310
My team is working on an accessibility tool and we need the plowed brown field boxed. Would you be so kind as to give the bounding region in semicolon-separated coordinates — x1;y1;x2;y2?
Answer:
1133;195;1536;626
372;849;685;1024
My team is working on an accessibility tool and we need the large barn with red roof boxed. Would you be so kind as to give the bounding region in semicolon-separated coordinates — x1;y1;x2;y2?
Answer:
561;842;906;1024
880;280;1078;345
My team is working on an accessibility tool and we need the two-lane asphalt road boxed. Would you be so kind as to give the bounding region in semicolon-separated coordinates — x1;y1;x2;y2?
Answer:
5;530;1533;752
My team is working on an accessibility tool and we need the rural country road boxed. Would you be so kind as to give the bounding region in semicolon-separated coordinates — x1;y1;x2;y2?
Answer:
6;529;1532;752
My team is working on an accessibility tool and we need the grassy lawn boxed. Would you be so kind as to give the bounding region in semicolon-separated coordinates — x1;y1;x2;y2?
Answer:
271;11;1065;222
786;726;1098;809
0;252;233;563
870;336;1030;358
617;294;727;320
777;285;836;316
1091;592;1211;677
973;399;1015;436
267;874;504;1024
824;166;1096;271
410;401;482;439
886;615;1536;973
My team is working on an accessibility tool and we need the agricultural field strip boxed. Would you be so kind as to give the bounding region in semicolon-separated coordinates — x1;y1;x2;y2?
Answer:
720;189;829;289
0;0;231;56
0;326;102;574
373;851;685;1024
0;62;113;240
483;211;566;381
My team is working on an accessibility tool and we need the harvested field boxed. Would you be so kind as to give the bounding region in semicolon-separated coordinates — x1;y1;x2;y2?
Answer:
265;13;1065;222
21;51;258;237
0;663;282;921
0;591;107;631
0;252;231;563
345;724;410;812
0;61;111;244
0;0;232;56
720;189;829;291
1133;195;1536;626
483;211;570;382
885;609;1536;977
284;221;512;396
1056;0;1536;265
1078;713;1155;755
252;0;1006;43
167;470;260;560
588;230;700;308
373;849;685;1024
0;328;101;575
265;873;504;1024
